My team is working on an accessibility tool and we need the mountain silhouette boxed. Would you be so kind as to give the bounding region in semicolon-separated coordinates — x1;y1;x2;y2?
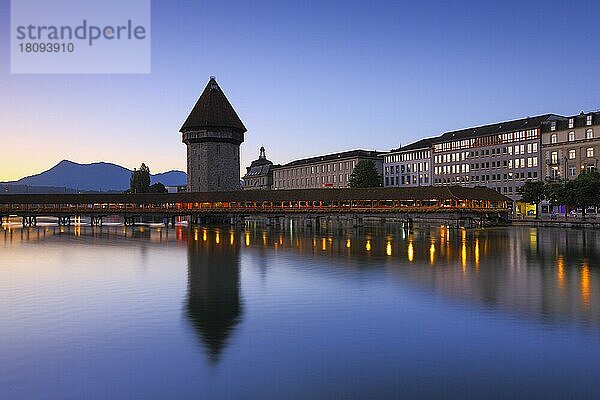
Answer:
2;160;186;192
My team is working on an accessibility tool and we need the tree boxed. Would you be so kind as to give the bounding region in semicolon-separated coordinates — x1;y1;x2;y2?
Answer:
565;171;600;219
544;182;567;218
518;181;545;218
348;160;382;188
149;183;167;193
129;163;151;193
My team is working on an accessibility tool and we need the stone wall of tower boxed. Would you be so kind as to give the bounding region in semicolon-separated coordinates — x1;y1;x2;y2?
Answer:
187;141;241;192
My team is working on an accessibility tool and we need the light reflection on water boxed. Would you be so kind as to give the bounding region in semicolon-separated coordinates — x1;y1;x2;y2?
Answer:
1;222;600;399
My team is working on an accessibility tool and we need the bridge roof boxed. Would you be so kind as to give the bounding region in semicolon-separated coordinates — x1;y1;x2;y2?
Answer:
0;186;510;204
180;77;247;133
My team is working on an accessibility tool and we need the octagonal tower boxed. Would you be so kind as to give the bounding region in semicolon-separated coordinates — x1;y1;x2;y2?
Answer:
181;77;247;192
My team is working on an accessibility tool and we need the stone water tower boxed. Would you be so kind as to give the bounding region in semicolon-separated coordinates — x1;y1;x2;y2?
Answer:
180;77;247;192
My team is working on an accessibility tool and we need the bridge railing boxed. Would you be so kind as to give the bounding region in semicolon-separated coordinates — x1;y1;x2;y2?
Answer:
0;199;507;215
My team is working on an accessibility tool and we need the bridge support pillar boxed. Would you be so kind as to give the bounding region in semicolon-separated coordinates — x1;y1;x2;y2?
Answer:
190;215;203;226
124;216;136;227
58;216;71;226
90;216;103;227
22;216;37;228
403;217;413;232
162;215;176;228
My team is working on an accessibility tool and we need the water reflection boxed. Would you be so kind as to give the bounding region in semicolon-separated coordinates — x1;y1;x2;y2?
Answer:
3;222;600;339
238;223;600;330
185;228;243;363
3;221;600;399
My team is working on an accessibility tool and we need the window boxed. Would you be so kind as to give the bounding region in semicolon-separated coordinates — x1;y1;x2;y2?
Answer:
586;115;593;126
569;118;574;128
569;149;576;159
586;129;594;139
550;121;556;131
587;148;594;158
569;167;576;177
551;134;557;144
551;151;558;164
569;131;575;141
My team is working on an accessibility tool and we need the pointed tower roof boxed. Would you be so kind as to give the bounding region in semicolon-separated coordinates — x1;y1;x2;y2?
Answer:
180;77;247;133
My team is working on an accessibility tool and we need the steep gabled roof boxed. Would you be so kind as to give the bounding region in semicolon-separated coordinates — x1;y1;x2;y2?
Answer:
180;77;247;133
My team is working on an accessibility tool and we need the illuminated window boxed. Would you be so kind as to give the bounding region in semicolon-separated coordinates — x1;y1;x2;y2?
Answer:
569;149;576;159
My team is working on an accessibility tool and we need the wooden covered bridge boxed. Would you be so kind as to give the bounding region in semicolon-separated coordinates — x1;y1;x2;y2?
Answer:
0;186;510;228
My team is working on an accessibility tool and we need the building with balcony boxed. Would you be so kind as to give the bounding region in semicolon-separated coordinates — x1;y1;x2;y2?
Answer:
272;150;383;190
541;112;600;181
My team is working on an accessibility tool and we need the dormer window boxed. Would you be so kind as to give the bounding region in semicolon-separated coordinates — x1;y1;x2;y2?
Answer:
586;115;593;126
568;118;574;128
550;121;556;131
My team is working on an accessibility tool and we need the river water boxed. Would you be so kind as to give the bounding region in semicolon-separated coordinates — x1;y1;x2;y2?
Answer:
1;222;599;399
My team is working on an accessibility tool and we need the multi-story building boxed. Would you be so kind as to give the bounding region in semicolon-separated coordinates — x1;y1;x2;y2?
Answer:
242;147;278;190
540;111;600;181
431;115;563;212
383;138;434;187
272;150;383;190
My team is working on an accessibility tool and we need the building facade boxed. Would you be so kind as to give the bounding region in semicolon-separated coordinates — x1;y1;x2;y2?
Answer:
431;115;562;207
540;112;600;181
272;150;383;190
181;77;247;192
383;138;434;187
242;147;277;190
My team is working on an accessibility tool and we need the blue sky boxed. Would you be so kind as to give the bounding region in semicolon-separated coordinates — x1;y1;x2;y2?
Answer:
0;0;599;180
